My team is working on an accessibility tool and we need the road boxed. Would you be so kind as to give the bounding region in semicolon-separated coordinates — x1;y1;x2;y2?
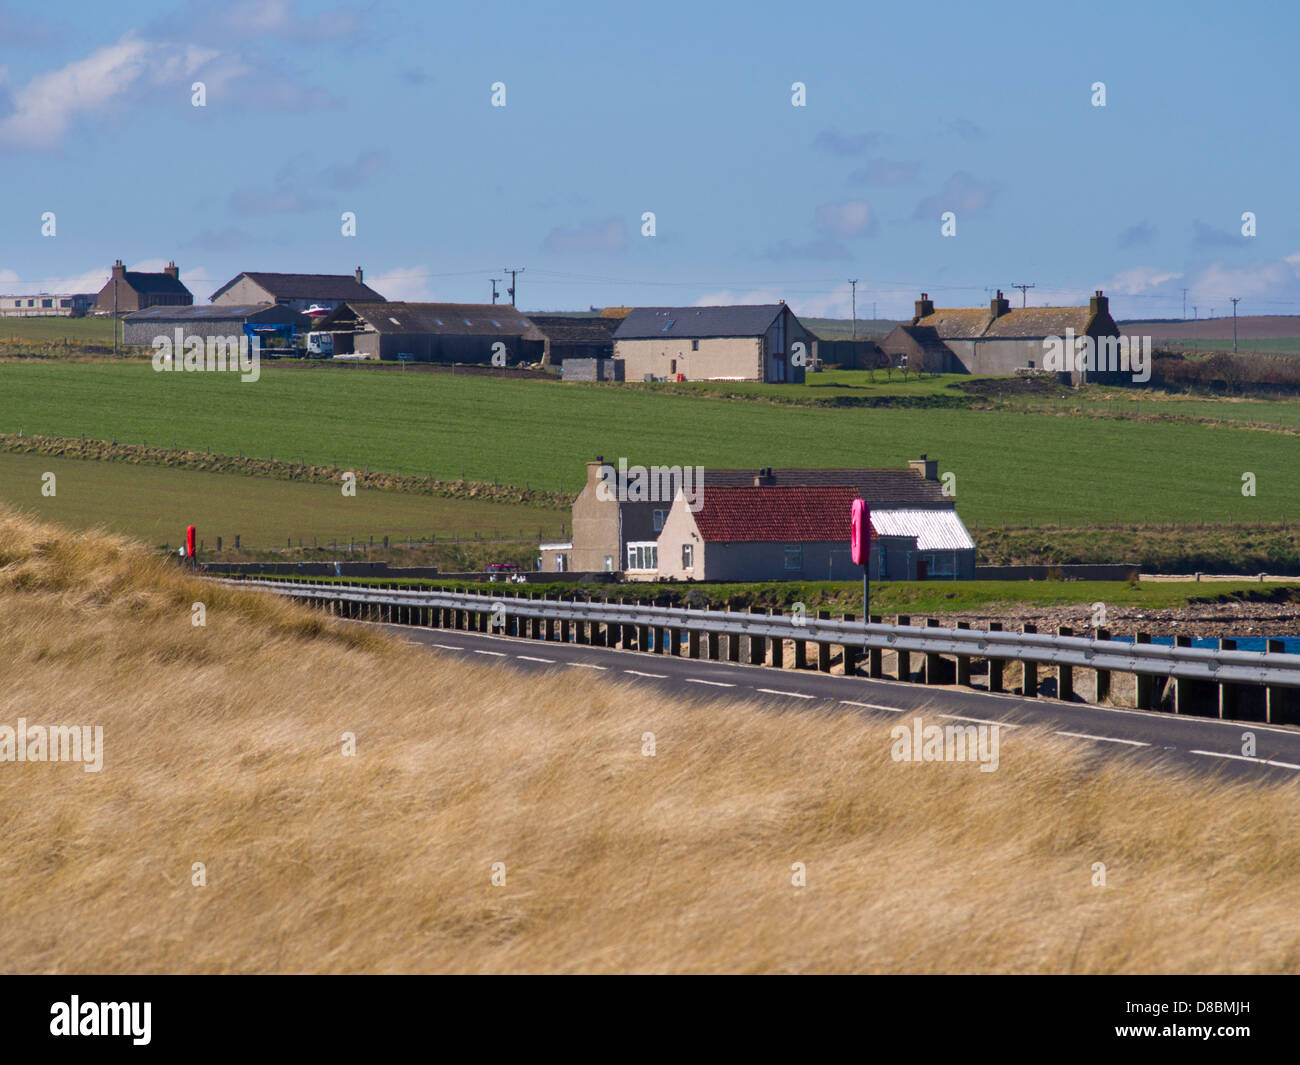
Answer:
369;620;1300;782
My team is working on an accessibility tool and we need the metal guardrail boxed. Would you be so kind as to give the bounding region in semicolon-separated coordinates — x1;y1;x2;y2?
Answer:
218;577;1300;690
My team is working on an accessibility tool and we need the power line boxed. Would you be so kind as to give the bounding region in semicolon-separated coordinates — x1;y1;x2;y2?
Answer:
1010;282;1035;308
502;267;524;307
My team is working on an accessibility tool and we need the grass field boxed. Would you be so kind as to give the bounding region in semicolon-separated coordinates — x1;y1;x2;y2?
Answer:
2;361;1299;528
0;315;115;343
5;508;1300;973
0;450;566;549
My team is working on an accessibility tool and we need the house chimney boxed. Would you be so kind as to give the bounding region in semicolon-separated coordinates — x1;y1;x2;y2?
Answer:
914;292;934;322
1089;289;1108;316
753;467;775;486
111;259;126;280
990;289;1010;317
587;457;609;488
355;267;364;284
908;454;938;481
164;261;179;280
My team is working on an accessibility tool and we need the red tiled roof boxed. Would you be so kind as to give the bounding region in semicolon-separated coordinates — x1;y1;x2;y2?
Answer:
692;485;859;543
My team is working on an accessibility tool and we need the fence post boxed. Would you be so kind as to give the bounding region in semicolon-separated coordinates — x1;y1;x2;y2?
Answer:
1135;632;1153;709
1057;626;1074;701
1094;627;1111;703
956;621;971;686
1022;623;1037;697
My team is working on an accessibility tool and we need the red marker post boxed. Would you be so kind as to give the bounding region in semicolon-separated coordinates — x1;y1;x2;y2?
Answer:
850;499;871;629
186;525;197;568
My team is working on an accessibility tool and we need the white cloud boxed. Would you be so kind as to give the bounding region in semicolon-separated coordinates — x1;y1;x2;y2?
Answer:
367;266;435;302
1190;256;1300;301
1101;266;1184;296
814;200;874;238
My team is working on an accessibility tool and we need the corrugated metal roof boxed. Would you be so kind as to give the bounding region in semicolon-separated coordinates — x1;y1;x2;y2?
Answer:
614;305;785;340
122;303;304;323
344;302;545;338
869;508;975;552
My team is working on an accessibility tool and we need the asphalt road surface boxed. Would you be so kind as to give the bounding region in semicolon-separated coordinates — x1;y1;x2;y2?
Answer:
373;620;1300;782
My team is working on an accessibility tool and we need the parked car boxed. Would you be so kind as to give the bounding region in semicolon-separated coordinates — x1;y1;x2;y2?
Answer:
486;562;523;583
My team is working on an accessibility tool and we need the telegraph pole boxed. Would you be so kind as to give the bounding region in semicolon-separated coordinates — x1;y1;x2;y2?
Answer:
1011;282;1035;308
848;279;858;340
490;279;502;305
1231;297;1240;352
1182;288;1188;320
503;267;524;307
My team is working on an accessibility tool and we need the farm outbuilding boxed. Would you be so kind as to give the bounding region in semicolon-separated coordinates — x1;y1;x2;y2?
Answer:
121;303;310;347
319;302;546;363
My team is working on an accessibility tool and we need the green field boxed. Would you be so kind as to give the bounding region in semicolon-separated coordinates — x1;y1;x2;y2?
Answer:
2;361;1299;528
0;450;566;549
0;316;116;343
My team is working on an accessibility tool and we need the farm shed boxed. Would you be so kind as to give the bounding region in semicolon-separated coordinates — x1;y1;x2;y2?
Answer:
122;303;309;347
524;314;621;366
319;302;546;363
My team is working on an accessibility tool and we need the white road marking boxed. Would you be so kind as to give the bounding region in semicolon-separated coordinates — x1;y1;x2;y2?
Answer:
1190;750;1300;770
755;688;815;699
516;655;555;664
1056;731;1149;747
432;644;464;651
567;662;607;671
472;649;507;657
687;679;735;688
625;670;669;679
840;700;906;713
940;714;1020;729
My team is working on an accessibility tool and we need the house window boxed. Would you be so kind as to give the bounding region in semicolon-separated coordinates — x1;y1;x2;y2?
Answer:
652;508;668;532
603;555;614;572
555;553;569;572
783;545;803;571
670;359;676;374
691;340;699;351
662;320;675;331
626;542;658;571
682;543;694;570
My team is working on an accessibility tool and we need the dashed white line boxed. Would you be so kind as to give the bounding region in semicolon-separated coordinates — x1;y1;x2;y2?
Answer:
755;688;815;700
432;644;464;651
840;700;906;713
625;670;669;679
472;649;507;657
941;714;1020;729
1056;731;1148;747
567;662;608;671
1190;749;1300;770
686;679;735;688
516;655;555;664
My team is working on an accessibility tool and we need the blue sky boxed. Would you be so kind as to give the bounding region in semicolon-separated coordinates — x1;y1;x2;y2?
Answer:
2;0;1297;320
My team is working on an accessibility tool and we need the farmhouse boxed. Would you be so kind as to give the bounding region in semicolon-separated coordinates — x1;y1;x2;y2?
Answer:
0;292;96;318
95;260;193;313
881;290;1121;383
121;304;310;348
317;301;546;363
540;456;975;581
613;303;814;383
209;268;384;312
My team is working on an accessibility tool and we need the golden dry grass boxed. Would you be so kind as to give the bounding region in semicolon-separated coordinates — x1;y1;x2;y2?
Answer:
2;506;1299;973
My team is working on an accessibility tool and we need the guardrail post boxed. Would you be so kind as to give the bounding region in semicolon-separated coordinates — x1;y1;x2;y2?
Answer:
576;598;590;645
1266;639;1296;724
769;609;783;668
896;615;911;681
987;622;1004;692
1135;632;1153;709
868;615;883;678
956;622;971;686
1094;627;1111;702
749;607;765;665
668;620;681;656
794;626;807;670
816;610;831;673
560;609;571;643
707;624;720;661
638;600;651;653
688;627;701;659
1218;637;1238;719
1057;626;1074;701
591;602;607;647
1173;635;1216;715
1022;624;1037;697
925;618;944;684
842;613;859;675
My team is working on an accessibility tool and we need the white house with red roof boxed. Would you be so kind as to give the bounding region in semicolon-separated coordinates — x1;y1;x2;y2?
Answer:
655;484;924;582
